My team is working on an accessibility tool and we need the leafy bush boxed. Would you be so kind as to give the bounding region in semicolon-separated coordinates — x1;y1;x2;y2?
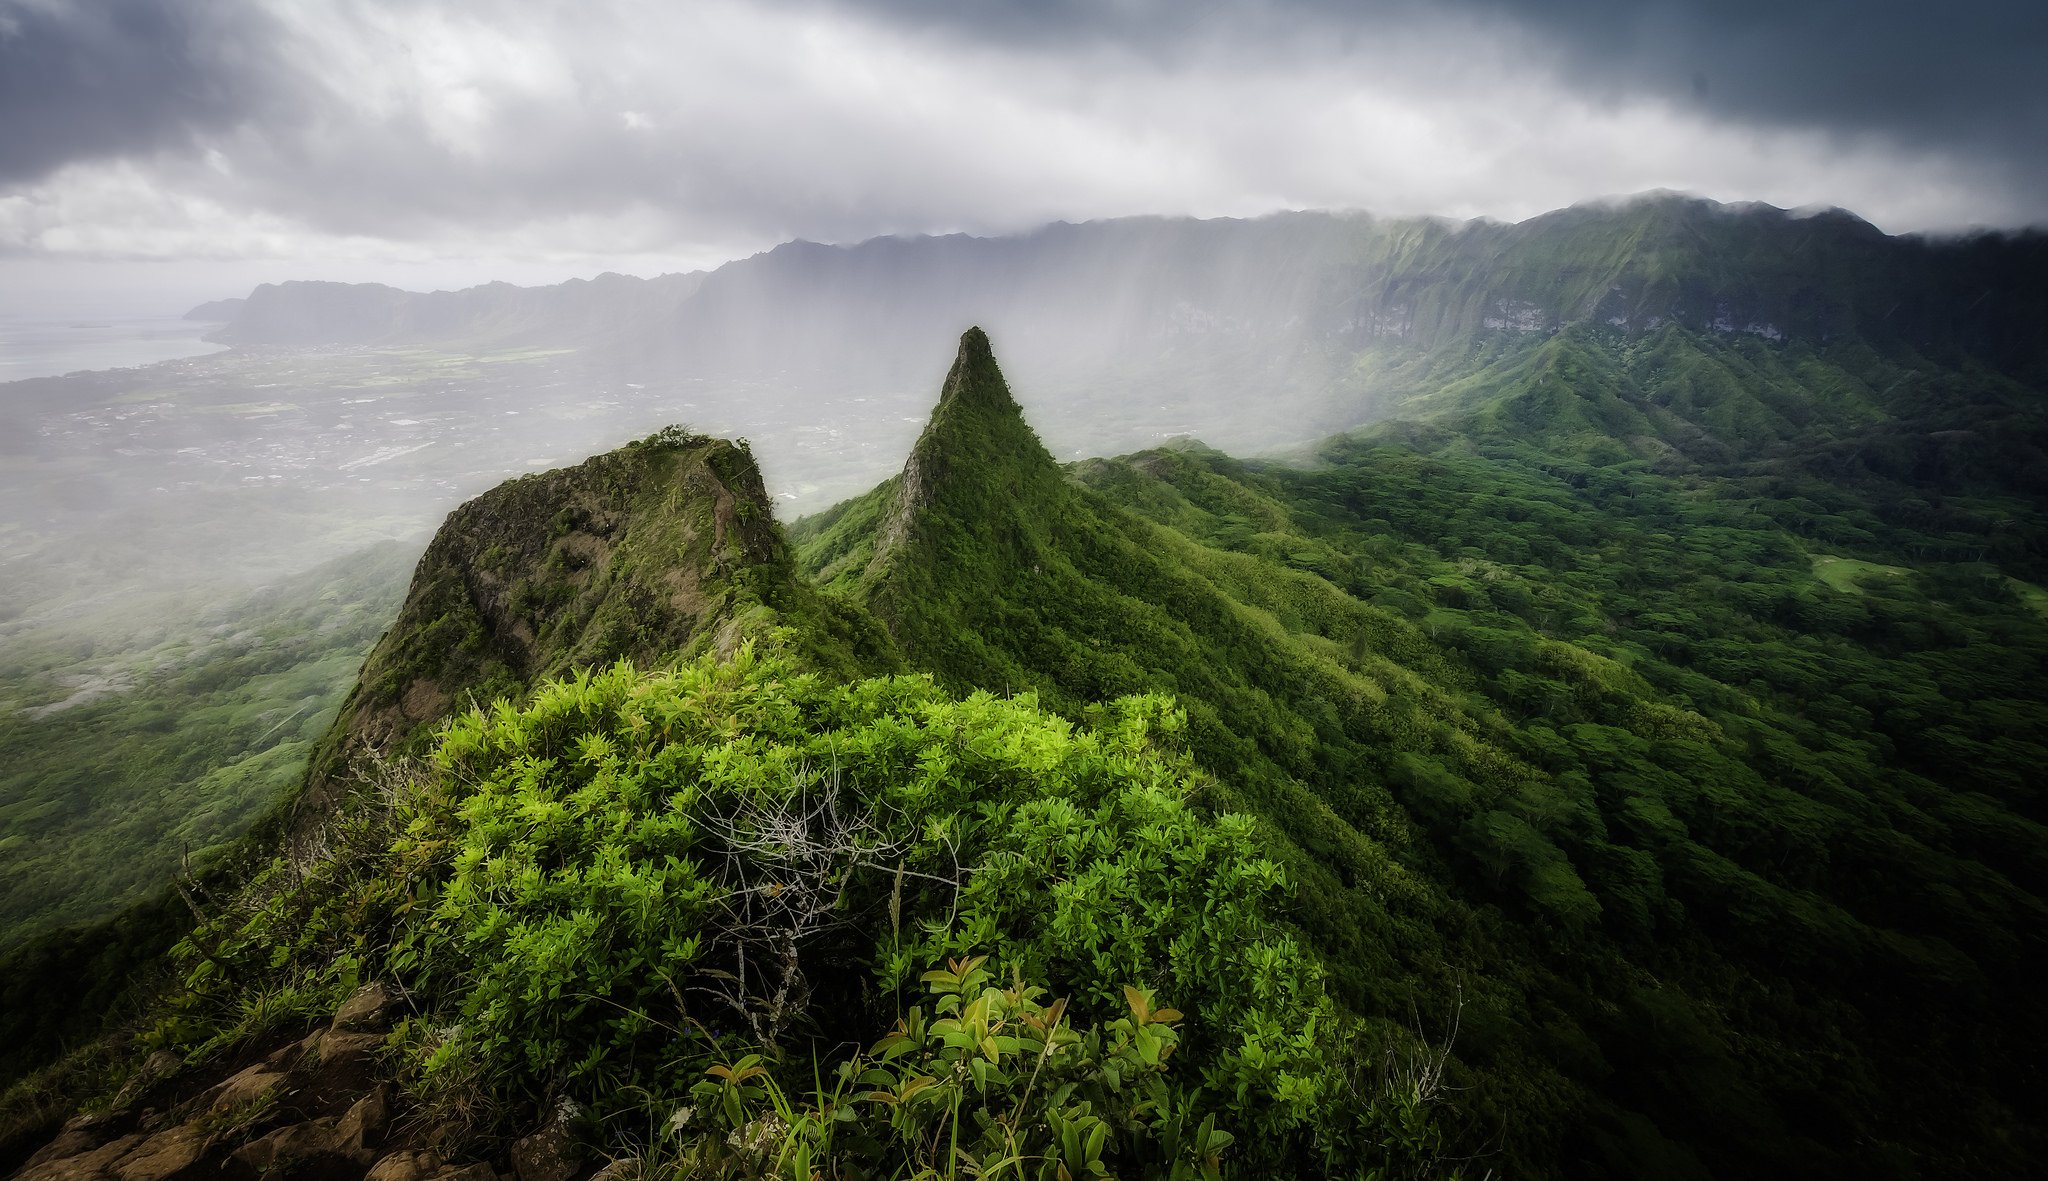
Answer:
677;957;1233;1181
158;646;1460;1179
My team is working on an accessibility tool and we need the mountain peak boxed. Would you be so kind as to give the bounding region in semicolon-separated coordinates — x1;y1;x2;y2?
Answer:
788;330;1075;659
950;324;996;377
902;329;1054;502
784;329;1113;686
869;329;1064;567
928;325;1027;423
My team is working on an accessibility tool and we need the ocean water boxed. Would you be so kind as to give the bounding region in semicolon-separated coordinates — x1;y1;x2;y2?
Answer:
0;314;229;383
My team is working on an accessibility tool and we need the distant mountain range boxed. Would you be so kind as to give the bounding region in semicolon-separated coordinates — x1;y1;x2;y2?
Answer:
193;193;2048;460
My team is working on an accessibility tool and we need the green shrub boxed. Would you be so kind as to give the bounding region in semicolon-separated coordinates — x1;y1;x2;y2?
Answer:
158;647;1460;1179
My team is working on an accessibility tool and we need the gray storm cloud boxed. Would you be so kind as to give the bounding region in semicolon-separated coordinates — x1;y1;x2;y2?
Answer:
797;0;2048;153
0;0;292;182
0;0;2041;286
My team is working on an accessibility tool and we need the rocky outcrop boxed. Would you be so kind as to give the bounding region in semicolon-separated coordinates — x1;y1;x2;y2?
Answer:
7;985;590;1181
280;423;896;859
288;428;794;837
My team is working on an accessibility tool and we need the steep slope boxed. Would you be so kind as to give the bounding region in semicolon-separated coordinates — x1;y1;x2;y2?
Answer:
796;332;1477;858
0;543;412;1088
297;427;893;824
7;420;1456;1180
796;332;1603;1168
799;327;1081;682
1367;321;2048;577
207;196;2048;367
1078;435;2048;1178
13;202;2046;1180
795;330;2048;1179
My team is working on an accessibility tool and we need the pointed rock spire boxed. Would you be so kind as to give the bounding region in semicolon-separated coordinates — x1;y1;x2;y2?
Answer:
917;326;1050;459
868;328;1066;573
934;326;1008;409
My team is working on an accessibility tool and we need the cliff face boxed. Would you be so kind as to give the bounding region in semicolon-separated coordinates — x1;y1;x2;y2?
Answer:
293;427;891;828
188;198;2048;485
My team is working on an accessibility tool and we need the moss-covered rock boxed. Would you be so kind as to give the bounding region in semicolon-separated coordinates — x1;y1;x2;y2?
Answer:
293;428;895;834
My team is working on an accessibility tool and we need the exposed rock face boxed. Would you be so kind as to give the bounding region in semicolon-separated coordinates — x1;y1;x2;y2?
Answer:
329;984;399;1035
9;986;540;1181
199;199;2048;396
354;429;780;722
507;1103;582;1181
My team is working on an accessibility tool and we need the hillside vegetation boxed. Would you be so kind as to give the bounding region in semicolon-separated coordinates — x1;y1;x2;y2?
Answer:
0;545;414;950
787;328;2048;1177
5;197;2047;1181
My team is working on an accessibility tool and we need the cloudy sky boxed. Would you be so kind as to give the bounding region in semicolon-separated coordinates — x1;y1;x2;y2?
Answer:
3;0;2043;309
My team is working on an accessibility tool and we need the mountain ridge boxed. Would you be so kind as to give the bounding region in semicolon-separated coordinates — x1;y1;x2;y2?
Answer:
793;327;2048;1177
290;428;893;837
7;206;2046;1181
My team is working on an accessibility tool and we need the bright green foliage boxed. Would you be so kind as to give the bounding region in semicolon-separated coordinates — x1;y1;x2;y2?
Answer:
156;646;1454;1179
676;958;1247;1181
15;204;2048;1181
